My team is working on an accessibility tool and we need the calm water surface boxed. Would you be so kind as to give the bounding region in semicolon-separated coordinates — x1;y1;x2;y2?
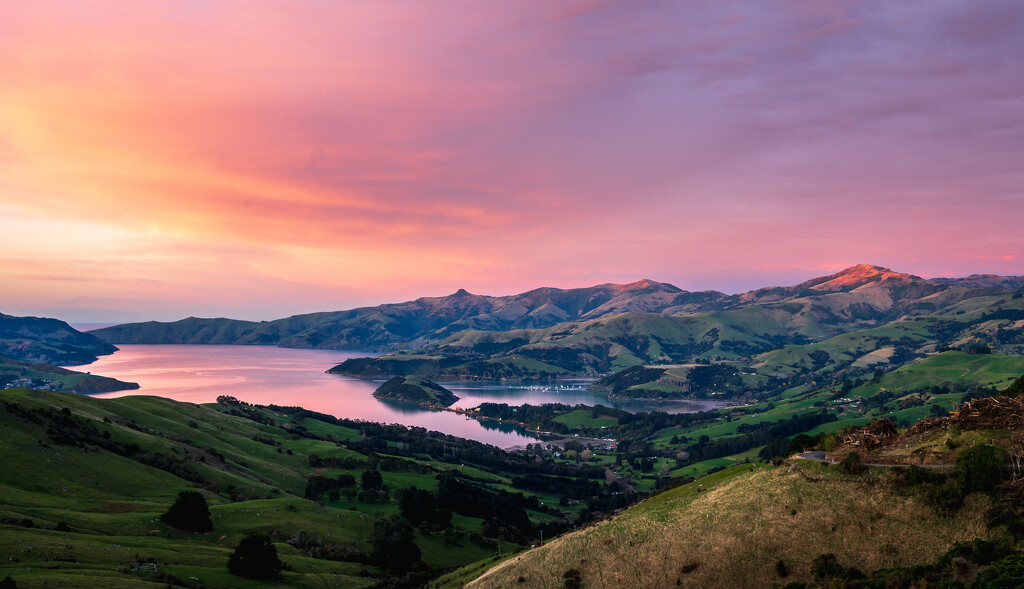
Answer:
70;345;725;448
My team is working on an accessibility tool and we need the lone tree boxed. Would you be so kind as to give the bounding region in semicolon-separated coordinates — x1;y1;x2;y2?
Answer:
161;490;212;533
227;533;283;580
369;515;421;573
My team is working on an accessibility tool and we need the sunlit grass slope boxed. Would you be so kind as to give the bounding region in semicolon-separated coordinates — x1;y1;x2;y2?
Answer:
465;463;993;589
0;389;523;588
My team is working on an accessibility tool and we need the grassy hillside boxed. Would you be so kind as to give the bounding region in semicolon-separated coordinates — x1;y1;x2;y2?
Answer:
0;390;370;588
465;462;995;588
333;283;1024;386
0;389;642;588
332;311;796;381
849;351;1024;398
87;316;265;346
0;356;138;394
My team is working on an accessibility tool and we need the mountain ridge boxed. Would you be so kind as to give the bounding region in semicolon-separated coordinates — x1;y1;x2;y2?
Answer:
91;278;714;351
91;265;1022;357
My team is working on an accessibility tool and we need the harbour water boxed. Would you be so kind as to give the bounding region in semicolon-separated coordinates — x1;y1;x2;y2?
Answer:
71;345;726;448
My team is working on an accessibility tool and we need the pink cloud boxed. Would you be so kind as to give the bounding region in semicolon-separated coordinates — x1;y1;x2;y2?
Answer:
0;1;1022;320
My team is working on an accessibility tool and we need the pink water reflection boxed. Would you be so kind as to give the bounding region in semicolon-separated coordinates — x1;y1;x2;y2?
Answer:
70;345;542;448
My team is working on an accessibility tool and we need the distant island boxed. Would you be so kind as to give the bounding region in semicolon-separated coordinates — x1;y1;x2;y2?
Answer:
372;376;459;408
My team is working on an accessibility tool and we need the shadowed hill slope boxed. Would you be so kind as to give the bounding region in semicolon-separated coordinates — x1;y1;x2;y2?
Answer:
0;312;118;365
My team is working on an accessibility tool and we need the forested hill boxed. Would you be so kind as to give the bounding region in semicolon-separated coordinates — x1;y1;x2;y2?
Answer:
92;265;1024;354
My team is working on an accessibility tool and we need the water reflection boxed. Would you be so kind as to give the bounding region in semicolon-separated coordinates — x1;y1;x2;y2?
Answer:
476;419;527;434
373;398;432;415
440;381;726;415
69;345;725;448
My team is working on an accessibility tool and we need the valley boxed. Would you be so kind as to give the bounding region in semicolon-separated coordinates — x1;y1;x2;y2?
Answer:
4;265;1024;587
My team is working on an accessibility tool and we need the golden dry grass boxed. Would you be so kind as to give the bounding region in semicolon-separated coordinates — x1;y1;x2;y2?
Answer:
468;463;993;589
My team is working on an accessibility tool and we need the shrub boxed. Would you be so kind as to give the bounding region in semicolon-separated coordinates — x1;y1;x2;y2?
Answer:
227;534;282;580
811;553;844;580
930;483;965;513
161;491;212;533
988;478;1024;534
839;452;866;475
903;464;944;487
970;552;1024;588
956;444;1004;495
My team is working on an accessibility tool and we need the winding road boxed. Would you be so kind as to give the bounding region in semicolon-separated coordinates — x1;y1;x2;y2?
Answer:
798;451;954;468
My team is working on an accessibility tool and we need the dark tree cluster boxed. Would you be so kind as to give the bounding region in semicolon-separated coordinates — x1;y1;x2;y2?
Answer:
435;474;534;542
686;411;837;464
307;454;366;469
161;490;212;533
511;474;601;500
395;486;451;528
227;534;282;580
304;474;357;500
369;516;421;573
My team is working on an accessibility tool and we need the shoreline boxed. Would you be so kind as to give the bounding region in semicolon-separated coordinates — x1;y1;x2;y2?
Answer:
443;406;616;449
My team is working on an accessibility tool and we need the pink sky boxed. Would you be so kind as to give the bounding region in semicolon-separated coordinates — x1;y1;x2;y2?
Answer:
2;1;1023;322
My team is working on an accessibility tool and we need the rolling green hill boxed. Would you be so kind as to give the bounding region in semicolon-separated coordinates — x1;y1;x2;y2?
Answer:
331;310;789;380
332;292;1024;387
848;351;1024;398
0;390;373;588
0;356;138;394
0;389;638;588
0;312;118;365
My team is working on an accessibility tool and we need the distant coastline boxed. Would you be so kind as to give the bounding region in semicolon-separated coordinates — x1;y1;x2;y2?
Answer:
70;323;120;332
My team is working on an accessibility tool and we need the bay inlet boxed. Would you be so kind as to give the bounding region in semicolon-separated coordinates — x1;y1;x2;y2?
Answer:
70;344;726;448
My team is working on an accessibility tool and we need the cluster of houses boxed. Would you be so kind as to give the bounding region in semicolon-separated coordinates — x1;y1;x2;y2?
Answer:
1;376;59;391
